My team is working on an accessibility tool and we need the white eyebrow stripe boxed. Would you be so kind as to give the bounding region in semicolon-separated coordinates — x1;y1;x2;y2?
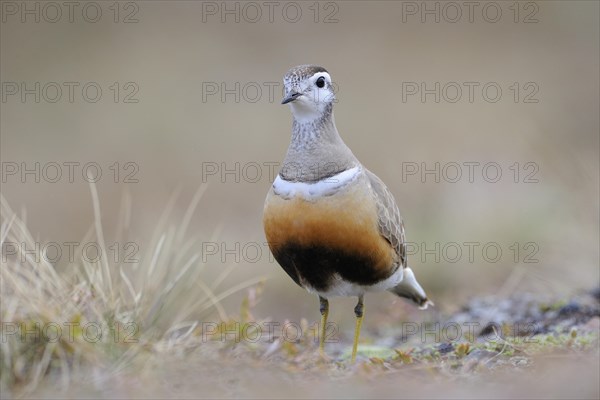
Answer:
273;166;362;199
311;72;331;84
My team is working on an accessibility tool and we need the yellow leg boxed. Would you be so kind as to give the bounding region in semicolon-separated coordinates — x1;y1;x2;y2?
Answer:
351;296;364;363
319;296;329;356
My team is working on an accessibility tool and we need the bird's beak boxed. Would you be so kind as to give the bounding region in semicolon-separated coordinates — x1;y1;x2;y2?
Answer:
281;91;302;104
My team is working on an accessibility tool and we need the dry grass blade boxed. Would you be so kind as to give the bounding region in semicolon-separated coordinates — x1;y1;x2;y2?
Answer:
195;276;268;316
88;178;113;302
195;279;228;322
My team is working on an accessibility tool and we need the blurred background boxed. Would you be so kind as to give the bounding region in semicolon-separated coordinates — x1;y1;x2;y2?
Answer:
1;1;598;331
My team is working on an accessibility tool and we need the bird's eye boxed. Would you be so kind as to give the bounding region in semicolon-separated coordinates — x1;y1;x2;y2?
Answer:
316;77;326;88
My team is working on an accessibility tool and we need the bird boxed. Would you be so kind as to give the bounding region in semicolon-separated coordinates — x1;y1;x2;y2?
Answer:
263;65;432;362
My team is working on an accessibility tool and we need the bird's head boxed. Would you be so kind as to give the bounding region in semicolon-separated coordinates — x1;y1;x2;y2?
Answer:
281;65;335;122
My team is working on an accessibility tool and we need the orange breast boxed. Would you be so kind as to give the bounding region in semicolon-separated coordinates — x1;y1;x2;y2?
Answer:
263;181;396;289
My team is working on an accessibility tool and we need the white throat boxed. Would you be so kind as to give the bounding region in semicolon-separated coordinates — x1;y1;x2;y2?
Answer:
289;100;326;124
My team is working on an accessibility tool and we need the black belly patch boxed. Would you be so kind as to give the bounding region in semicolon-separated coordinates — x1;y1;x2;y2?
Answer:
272;243;391;291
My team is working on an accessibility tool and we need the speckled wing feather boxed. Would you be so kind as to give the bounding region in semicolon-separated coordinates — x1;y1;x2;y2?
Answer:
365;169;407;271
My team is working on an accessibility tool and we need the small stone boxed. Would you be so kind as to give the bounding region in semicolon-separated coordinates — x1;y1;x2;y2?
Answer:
437;342;454;354
510;356;530;367
580;316;600;334
558;302;581;316
464;349;498;363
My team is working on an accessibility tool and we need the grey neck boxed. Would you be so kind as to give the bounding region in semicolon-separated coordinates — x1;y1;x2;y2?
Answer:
280;106;359;182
